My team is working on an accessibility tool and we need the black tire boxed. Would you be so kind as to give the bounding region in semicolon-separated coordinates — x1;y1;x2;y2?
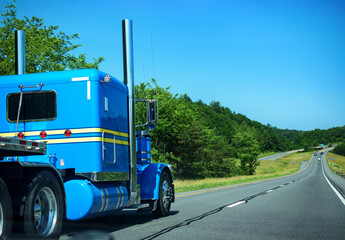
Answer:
0;178;13;240
23;171;64;239
153;171;172;217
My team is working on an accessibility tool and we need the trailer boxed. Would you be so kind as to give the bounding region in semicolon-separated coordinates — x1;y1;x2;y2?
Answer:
0;20;174;239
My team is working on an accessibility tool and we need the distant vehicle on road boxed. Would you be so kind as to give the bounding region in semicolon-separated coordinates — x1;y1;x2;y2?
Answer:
314;153;317;156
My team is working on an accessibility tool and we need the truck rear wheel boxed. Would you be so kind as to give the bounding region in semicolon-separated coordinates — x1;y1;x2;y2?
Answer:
23;171;64;239
0;178;13;239
153;171;172;217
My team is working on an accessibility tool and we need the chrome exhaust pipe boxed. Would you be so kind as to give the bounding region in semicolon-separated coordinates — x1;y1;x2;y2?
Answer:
15;30;25;75
122;19;137;205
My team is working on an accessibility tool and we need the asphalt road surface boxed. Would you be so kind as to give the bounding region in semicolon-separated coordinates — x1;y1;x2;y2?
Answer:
257;149;304;161
61;153;345;240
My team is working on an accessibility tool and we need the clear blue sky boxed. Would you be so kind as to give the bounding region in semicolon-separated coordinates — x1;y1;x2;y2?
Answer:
8;0;345;131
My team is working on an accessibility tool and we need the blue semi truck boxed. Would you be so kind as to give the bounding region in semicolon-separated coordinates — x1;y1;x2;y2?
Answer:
0;20;174;239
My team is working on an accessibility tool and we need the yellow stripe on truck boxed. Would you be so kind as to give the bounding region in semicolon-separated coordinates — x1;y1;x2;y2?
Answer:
0;128;129;138
42;137;128;145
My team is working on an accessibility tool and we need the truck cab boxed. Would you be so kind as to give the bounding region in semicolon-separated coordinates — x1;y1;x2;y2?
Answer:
0;20;174;240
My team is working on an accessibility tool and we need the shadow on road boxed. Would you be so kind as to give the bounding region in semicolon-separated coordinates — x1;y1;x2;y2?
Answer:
61;210;180;239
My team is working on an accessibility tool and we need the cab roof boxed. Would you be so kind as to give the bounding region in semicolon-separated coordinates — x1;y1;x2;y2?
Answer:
0;69;124;89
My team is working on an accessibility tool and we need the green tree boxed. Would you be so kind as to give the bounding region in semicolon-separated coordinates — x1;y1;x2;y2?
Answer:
333;142;345;157
135;80;197;178
303;144;311;152
202;127;236;178
231;131;260;175
175;121;207;179
0;0;103;75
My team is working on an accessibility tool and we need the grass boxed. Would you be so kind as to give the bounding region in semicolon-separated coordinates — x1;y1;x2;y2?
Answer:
256;151;311;175
174;151;312;193
327;152;345;175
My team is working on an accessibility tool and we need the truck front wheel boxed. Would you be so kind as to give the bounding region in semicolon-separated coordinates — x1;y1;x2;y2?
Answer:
0;178;13;239
23;171;64;239
153;171;173;217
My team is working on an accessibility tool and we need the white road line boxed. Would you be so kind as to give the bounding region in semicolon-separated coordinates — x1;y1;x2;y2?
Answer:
226;201;245;208
321;157;345;206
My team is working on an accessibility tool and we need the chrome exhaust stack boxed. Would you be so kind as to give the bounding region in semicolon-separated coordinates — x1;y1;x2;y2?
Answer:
122;19;137;205
15;30;25;74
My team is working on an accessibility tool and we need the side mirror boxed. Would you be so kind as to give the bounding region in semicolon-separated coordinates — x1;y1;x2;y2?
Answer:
148;121;156;130
149;101;155;122
148;100;158;130
135;99;158;131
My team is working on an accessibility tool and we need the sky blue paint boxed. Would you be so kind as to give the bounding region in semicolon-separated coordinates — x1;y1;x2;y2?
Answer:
6;0;345;131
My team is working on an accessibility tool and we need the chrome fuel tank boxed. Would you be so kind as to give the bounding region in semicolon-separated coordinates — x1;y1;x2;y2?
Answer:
64;179;128;220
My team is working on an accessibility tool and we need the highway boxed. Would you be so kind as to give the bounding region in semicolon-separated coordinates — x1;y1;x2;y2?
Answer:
61;153;345;240
257;149;304;161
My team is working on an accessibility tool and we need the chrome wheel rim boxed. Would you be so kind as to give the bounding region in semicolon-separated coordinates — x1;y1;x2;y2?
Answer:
34;187;57;236
162;180;170;209
0;202;4;236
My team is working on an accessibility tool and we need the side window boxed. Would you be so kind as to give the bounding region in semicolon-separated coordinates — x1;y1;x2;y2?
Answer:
7;91;57;122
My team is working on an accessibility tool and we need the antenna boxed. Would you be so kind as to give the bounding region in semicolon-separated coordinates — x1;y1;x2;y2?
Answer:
150;33;155;78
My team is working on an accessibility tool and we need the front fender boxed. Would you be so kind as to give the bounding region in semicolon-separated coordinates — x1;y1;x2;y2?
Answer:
139;163;173;200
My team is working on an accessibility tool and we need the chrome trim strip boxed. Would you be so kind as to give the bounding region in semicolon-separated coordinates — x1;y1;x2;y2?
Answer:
115;186;120;210
104;187;110;212
77;172;129;182
119;186;124;208
98;186;105;213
